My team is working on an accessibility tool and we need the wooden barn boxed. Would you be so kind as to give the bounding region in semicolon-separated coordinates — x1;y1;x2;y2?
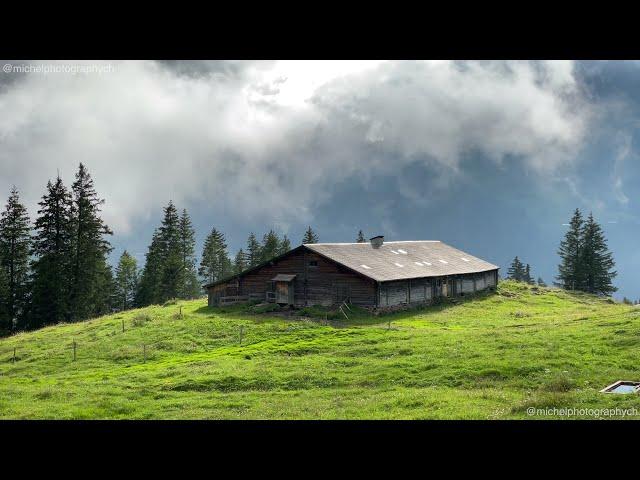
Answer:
205;236;499;310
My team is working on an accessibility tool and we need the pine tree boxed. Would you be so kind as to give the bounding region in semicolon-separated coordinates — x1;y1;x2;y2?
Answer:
115;250;138;311
556;209;584;290
136;229;164;306
158;201;182;301
0;187;31;332
234;249;247;274
94;262;116;315
136;201;190;306
261;230;280;262
0;265;8;335
246;233;262;267
580;213;617;296
199;228;231;283
537;277;547;287
30;176;74;329
178;209;200;299
302;226;319;244
506;256;525;281
278;234;291;255
524;264;534;284
356;230;366;243
68;163;113;322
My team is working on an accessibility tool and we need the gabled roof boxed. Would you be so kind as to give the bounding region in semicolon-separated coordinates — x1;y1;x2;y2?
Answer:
204;240;499;288
304;241;498;282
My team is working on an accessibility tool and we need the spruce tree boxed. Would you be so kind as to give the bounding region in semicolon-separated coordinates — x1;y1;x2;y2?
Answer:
261;230;280;262
556;209;584;290
68;163;113;322
524;264;534;284
178;209;200;298
0;265;8;335
115;250;138;310
302;226;319;244
136;229;164;306
537;277;547;287
158;201;182;301
356;230;366;243
278;234;291;255
31;176;74;329
580;213;617;295
246;233;262;267
234;248;247;274
506;256;525;281
199;228;231;283
0;187;31;332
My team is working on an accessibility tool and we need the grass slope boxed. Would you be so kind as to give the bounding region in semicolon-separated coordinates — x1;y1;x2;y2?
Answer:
1;281;640;419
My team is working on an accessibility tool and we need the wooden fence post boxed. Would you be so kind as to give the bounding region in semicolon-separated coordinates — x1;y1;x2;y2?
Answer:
122;319;125;333
179;306;183;318
239;326;244;345
143;344;146;363
12;347;16;363
73;341;77;361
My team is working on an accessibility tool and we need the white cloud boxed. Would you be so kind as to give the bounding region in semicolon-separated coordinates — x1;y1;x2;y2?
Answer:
0;60;590;235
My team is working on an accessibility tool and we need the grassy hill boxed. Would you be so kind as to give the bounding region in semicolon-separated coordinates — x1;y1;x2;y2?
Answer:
1;281;639;419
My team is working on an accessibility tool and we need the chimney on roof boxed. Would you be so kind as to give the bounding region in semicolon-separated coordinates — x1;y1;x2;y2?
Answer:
370;235;384;248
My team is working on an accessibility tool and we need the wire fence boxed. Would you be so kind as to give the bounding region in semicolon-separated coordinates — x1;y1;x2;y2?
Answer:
1;304;639;367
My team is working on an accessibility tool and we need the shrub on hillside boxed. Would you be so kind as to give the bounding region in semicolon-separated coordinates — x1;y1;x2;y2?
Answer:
132;313;152;327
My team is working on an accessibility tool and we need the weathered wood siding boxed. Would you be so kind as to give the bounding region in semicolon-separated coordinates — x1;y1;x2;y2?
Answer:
379;269;498;307
208;247;377;307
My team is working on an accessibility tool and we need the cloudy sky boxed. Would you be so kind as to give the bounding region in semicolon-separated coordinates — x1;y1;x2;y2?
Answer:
1;60;638;298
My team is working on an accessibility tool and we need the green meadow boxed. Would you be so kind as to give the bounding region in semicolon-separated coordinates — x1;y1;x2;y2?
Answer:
1;280;639;419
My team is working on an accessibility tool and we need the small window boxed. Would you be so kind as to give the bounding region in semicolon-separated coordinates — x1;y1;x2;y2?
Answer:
308;260;318;268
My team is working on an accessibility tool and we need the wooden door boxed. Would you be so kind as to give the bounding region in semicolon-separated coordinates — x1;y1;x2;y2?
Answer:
276;282;289;304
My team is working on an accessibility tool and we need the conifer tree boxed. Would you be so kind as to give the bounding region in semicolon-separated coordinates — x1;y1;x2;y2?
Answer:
556;209;584;290
537;277;547;287
524;264;534;284
136;229;164;306
506;256;525;281
115;250;138;311
234;248;247;274
579;213;616;295
178;209;200;298
68;163;113;321
199;228;231;283
302;226;318;244
0;187;31;332
158;201;182;301
261;230;280;262
356;230;366;243
30;176;74;329
246;233;262;267
0;266;8;335
278;234;291;255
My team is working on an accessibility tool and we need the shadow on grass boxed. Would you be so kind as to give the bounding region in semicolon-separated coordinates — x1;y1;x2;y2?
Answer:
193;289;499;327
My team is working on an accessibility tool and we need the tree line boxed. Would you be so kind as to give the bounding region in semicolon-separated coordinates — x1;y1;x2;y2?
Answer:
0;164;114;334
0;165;341;336
506;208;617;296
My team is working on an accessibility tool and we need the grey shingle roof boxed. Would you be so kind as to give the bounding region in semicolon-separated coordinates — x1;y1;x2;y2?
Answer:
304;241;499;282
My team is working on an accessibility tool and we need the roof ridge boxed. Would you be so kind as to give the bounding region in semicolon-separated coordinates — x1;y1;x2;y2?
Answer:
305;240;441;246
